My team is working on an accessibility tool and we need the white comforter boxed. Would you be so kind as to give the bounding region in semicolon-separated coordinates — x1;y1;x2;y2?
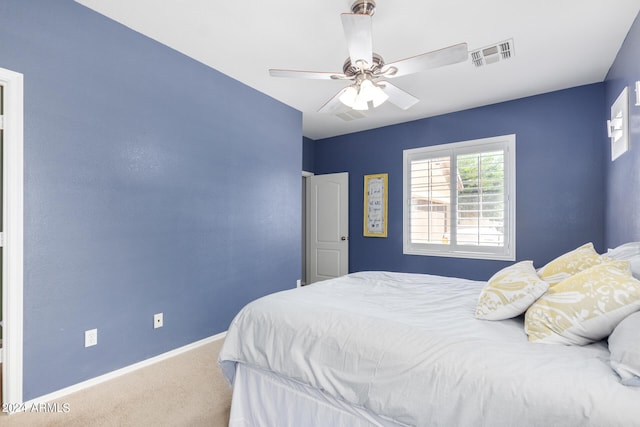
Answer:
218;271;640;426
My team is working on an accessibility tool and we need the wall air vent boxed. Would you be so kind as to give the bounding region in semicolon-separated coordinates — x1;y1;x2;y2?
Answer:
336;110;367;121
470;39;514;67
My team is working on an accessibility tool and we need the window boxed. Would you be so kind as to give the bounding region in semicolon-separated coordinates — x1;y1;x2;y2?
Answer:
403;135;515;260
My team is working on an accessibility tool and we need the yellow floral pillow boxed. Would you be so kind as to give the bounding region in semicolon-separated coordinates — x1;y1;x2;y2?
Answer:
525;260;640;345
475;261;550;320
537;242;603;286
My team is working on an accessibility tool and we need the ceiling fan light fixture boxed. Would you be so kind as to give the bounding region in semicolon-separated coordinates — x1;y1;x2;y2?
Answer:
339;85;359;107
358;78;389;109
370;84;389;107
351;93;370;110
339;77;389;110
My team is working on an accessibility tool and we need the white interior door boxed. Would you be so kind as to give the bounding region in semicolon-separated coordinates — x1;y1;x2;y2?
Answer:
306;172;348;284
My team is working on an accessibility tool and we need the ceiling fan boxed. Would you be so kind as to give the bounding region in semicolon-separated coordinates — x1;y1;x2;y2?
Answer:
269;0;469;114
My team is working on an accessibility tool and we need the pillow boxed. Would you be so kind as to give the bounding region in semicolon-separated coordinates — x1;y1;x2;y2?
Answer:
609;311;640;386
475;261;550;320
537;242;603;286
605;242;640;280
525;260;640;345
606;241;640;259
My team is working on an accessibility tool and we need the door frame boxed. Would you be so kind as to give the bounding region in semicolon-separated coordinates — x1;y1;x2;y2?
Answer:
301;171;314;286
1;66;24;406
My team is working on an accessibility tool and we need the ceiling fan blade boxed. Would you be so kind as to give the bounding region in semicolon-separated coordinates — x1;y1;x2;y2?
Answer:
383;43;469;78
269;69;346;80
378;81;419;110
318;87;351;114
341;13;373;67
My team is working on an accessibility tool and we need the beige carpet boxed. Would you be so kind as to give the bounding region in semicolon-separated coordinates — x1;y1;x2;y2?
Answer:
0;338;232;426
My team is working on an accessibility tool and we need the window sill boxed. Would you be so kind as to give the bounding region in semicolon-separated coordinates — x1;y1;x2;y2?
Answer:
403;247;515;261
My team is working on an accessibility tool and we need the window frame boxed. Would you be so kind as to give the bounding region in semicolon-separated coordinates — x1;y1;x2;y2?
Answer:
403;134;516;261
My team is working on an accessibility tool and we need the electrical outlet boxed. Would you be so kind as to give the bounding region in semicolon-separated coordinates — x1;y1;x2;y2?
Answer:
85;329;97;347
154;313;163;329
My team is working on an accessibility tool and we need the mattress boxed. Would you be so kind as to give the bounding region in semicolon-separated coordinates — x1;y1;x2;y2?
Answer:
218;271;640;426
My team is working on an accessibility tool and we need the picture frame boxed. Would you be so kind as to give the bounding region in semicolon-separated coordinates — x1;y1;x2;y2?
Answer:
609;86;629;161
363;173;388;237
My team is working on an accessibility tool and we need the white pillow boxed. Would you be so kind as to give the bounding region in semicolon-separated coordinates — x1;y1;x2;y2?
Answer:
475;261;549;320
606;241;640;258
525;260;640;345
606;242;640;280
609;311;640;386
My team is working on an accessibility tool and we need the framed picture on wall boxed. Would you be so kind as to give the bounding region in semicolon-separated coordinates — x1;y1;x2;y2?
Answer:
364;173;388;237
609;86;629;161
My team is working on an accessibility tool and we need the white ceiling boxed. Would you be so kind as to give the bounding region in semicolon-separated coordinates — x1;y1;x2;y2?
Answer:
75;0;640;140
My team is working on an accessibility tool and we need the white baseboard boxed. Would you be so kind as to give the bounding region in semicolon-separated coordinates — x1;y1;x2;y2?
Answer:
19;331;227;412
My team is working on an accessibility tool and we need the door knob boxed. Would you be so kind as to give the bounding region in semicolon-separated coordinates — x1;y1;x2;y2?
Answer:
341;236;348;241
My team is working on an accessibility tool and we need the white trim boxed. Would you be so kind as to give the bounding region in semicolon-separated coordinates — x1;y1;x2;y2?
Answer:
0;67;24;407
301;171;314;286
8;332;227;413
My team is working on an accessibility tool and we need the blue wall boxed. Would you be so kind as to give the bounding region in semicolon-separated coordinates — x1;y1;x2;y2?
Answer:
605;13;640;248
303;137;315;172
0;1;301;399
314;84;606;280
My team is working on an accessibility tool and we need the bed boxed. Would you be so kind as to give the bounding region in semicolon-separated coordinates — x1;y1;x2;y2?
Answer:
218;246;640;426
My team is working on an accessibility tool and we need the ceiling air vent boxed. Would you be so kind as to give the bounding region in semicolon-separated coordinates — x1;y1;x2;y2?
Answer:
336;110;367;121
471;39;514;67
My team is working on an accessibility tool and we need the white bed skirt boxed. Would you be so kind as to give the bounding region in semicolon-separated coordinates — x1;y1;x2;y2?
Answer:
229;363;406;427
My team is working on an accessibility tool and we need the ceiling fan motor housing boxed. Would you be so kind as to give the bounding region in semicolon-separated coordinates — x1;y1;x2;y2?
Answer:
351;0;376;16
343;53;385;76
